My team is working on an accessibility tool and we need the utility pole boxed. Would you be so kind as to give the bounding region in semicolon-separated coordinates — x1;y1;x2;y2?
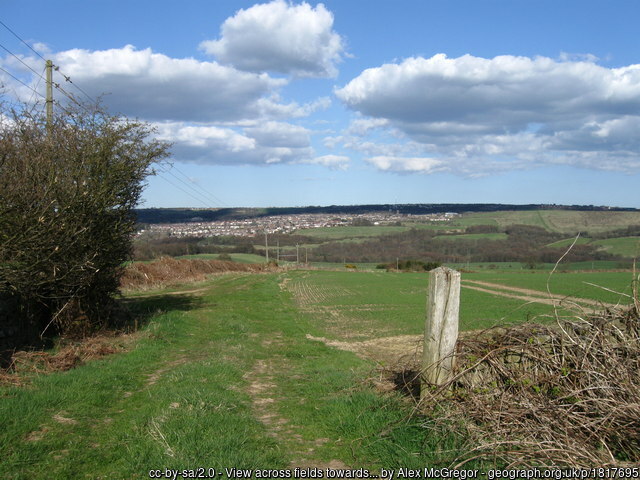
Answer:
45;60;53;129
296;244;299;264
265;231;269;263
276;240;280;263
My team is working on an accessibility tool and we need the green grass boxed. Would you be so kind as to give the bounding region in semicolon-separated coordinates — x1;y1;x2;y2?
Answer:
1;279;287;477
287;270;575;340
457;210;640;234
177;253;267;263
434;233;508;241
308;261;381;270
545;237;592;249
464;270;637;305
4;267;635;475
592;236;640;258
1;273;475;476
446;262;525;270
296;225;413;239
545;236;640;258
446;260;629;272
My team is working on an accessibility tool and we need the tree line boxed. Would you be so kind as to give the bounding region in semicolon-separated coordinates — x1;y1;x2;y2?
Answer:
132;223;624;267
310;225;619;265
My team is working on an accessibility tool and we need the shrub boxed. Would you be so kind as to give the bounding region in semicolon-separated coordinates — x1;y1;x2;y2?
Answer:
0;103;170;337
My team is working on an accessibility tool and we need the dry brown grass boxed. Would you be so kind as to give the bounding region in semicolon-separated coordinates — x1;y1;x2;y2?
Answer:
418;307;640;468
1;334;131;386
120;256;273;290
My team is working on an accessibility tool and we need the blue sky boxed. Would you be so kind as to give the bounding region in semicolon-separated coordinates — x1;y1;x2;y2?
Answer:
2;0;640;208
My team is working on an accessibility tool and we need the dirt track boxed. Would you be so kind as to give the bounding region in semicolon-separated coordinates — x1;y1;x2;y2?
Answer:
461;279;620;311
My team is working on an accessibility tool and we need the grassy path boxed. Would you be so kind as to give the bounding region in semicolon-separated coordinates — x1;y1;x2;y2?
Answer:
0;273;444;478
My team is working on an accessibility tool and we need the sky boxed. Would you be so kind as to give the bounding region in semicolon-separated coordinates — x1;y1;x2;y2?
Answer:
2;0;640;209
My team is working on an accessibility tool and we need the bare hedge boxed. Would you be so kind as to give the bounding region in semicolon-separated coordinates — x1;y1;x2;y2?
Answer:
0;103;169;337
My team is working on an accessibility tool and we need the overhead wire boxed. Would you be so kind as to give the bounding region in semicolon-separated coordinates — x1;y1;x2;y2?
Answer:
53;63;96;104
52;79;85;109
155;164;221;208
0;22;96;109
0;64;45;99
155;171;212;209
27;65;46;110
164;165;229;207
0;19;46;61
1;19;229;208
0;41;46;81
0;29;84;113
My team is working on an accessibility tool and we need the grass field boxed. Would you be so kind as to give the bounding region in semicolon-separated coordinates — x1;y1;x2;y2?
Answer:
434;233;508;241
464;270;637;305
456;210;640;234
546;236;640;258
1;272;478;476
284;269;631;340
2;267;637;475
591;236;640;257
295;225;414;239
177;253;267;263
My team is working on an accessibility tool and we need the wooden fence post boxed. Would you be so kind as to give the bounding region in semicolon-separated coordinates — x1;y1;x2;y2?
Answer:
421;267;460;394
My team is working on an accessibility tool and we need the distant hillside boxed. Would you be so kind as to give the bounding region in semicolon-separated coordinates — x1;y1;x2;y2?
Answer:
135;203;638;224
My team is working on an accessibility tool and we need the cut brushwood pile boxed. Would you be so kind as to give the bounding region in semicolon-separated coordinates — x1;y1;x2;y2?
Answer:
419;306;640;468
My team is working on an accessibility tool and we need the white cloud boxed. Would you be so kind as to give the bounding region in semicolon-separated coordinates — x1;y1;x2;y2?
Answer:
156;123;256;152
335;54;640;174
244;121;311;148
346;117;389;136
50;45;291;122
366;156;445;174
1;42;340;169
301;154;350;170
154;121;314;166
200;0;345;78
0;52;44;102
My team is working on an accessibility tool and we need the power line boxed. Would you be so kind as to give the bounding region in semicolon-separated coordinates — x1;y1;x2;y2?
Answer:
165;165;228;207
159;166;219;207
156;164;227;208
0;19;46;61
0;20;96;106
52;80;85;109
27;65;46;107
0;41;46;81
1;20;230;210
0;64;45;99
52;99;75;118
52;63;96;104
155;171;213;208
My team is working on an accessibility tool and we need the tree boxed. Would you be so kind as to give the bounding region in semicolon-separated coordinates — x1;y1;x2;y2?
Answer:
0;102;170;337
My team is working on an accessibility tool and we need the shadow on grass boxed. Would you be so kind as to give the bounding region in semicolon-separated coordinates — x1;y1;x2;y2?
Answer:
119;293;208;332
1;293;206;370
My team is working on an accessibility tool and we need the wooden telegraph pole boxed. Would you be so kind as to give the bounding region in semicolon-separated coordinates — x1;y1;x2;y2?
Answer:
45;60;53;129
421;267;460;395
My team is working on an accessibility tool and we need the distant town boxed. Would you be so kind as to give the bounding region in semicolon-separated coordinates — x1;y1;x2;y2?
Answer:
138;212;459;238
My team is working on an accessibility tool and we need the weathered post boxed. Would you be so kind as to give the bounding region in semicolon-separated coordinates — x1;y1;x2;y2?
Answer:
421;267;460;394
